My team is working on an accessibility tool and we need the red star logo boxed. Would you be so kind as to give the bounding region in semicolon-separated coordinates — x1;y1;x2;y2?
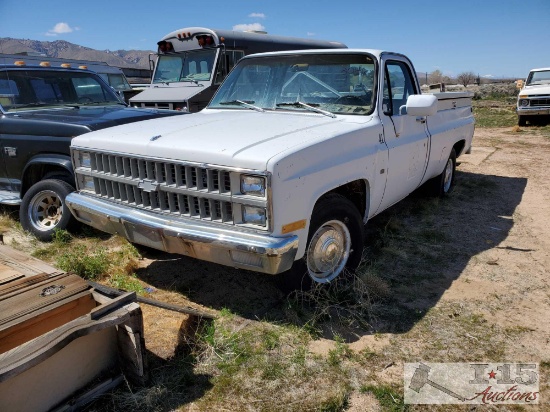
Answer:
488;370;497;379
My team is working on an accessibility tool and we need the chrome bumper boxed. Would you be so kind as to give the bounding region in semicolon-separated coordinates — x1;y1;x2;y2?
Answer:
517;107;550;116
66;193;298;275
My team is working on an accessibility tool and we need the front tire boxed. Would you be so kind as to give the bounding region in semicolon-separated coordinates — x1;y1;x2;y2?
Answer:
278;194;364;291
518;115;527;126
20;179;76;241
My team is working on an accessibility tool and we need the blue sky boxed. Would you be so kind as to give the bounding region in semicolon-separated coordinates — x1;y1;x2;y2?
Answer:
0;0;549;79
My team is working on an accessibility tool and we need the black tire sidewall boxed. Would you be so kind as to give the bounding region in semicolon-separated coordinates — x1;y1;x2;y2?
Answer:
278;194;364;291
20;179;76;241
431;148;456;197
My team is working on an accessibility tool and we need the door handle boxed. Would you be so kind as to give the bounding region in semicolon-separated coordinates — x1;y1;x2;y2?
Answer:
416;116;426;124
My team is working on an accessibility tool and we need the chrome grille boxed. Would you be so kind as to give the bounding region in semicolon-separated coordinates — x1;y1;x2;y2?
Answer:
530;97;550;107
88;153;234;223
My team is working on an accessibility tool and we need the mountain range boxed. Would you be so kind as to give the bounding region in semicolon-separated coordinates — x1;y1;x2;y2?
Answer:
0;37;153;70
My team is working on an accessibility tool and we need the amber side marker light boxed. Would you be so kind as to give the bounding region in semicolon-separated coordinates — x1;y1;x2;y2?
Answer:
14;60;26;66
282;219;307;234
39;62;51;67
79;65;88;69
60;63;71;68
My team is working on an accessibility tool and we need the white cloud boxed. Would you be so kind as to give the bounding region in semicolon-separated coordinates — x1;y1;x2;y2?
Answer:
307;32;315;36
46;22;79;36
233;23;266;32
248;13;265;18
482;74;494;78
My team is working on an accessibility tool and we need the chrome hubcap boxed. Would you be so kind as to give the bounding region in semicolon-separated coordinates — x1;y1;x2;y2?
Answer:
30;190;63;231
307;220;351;283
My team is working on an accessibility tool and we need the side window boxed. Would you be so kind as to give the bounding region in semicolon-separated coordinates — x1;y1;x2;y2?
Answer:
72;77;107;102
384;61;417;116
0;72;20;109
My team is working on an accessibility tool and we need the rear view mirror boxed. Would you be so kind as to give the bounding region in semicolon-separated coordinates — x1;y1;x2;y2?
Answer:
406;94;438;116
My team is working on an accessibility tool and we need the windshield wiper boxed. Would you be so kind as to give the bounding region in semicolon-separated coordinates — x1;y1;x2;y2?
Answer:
276;101;336;118
219;100;265;112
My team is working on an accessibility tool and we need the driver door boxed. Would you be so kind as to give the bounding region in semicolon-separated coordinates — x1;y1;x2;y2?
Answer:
375;58;430;213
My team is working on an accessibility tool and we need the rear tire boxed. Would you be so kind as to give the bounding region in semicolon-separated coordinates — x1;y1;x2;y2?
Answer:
428;148;456;197
20;179;77;241
277;194;364;292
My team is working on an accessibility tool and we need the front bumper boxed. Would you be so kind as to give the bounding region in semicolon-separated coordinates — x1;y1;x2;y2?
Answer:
517;107;550;116
66;193;298;275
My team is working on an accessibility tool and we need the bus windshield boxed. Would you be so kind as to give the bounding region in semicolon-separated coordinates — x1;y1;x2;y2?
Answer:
209;53;376;116
153;49;217;84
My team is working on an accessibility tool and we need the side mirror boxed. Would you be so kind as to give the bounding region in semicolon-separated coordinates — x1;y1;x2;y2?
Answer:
406;94;438;117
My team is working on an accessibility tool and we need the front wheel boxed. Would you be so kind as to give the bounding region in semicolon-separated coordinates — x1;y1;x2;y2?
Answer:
20;179;76;241
518;115;527;126
278;194;364;291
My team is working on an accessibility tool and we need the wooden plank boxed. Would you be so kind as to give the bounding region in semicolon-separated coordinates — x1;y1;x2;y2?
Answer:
0;274;91;325
0;245;59;277
0;272;70;301
0;291;96;354
0;302;143;383
0;261;24;285
89;280;217;319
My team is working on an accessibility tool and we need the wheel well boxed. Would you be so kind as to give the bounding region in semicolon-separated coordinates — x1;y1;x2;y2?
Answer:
453;140;466;157
22;164;74;195
320;180;368;220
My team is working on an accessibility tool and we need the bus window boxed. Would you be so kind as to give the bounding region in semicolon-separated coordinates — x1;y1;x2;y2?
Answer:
154;49;216;83
214;51;245;84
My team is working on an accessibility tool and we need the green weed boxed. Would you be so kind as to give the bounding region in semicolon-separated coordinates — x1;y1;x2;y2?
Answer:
360;384;407;412
56;244;109;279
108;272;145;294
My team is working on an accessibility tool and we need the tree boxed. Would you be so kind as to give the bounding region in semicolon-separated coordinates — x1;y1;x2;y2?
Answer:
428;69;443;84
457;71;476;87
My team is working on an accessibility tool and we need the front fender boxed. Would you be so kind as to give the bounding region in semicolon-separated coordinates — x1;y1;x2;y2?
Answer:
21;154;74;194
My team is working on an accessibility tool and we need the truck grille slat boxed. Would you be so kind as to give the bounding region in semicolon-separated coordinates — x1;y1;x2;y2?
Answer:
87;152;237;224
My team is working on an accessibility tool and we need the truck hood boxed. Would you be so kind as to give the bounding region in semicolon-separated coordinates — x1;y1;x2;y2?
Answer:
520;84;550;95
129;84;205;103
10;105;186;131
71;109;369;170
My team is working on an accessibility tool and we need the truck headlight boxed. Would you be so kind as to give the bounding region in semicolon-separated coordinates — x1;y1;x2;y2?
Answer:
78;151;91;168
240;175;265;197
520;99;530;107
242;205;266;226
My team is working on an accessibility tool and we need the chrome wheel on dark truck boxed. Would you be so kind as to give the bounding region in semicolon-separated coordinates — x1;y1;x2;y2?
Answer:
20;179;76;241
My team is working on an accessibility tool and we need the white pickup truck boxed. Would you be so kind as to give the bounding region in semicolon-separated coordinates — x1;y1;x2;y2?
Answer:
66;49;474;287
517;67;550;126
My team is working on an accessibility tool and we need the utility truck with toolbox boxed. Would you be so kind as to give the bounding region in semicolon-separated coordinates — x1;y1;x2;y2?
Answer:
0;59;186;241
66;49;474;287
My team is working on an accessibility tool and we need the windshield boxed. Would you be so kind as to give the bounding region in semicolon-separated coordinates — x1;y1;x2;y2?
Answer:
0;69;122;112
526;70;550;86
153;49;218;84
209;53;376;116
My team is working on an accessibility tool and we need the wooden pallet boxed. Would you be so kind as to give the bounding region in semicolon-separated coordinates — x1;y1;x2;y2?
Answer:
0;245;147;412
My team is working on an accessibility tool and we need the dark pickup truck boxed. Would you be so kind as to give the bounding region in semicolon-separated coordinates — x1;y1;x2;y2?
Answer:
0;62;186;240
